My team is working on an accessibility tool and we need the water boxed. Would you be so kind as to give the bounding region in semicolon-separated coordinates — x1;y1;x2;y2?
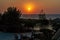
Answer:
20;14;60;19
0;32;32;40
46;14;60;19
0;32;15;40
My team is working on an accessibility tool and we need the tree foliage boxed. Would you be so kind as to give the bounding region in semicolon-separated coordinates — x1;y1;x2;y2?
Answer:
52;18;60;31
2;7;21;24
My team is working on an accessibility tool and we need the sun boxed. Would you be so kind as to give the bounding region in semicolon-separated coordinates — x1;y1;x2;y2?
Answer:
26;5;32;12
25;4;33;12
23;3;35;14
27;7;31;11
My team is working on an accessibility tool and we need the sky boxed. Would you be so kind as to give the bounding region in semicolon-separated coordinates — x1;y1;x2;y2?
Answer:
0;0;60;14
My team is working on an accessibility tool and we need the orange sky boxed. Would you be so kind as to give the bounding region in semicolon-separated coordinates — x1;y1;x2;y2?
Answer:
0;0;60;14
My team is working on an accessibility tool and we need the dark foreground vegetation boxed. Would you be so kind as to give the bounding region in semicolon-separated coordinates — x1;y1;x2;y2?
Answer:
0;7;60;40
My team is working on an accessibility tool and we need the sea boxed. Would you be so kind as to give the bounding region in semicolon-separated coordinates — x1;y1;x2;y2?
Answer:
21;14;60;19
0;32;31;40
0;32;14;40
0;14;60;40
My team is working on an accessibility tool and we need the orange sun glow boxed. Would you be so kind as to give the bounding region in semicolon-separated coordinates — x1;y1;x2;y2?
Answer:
28;7;31;11
24;3;34;12
26;5;33;12
22;3;35;14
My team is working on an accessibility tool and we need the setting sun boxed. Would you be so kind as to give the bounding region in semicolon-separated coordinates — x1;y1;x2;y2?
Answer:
28;8;31;11
26;5;33;12
23;3;34;14
27;6;31;12
22;3;37;14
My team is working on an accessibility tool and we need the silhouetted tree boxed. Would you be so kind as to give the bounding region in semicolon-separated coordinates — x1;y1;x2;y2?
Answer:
0;13;2;31
52;18;60;31
23;19;36;32
40;29;54;40
39;9;49;27
39;19;49;27
2;7;21;24
0;13;2;22
1;7;22;33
